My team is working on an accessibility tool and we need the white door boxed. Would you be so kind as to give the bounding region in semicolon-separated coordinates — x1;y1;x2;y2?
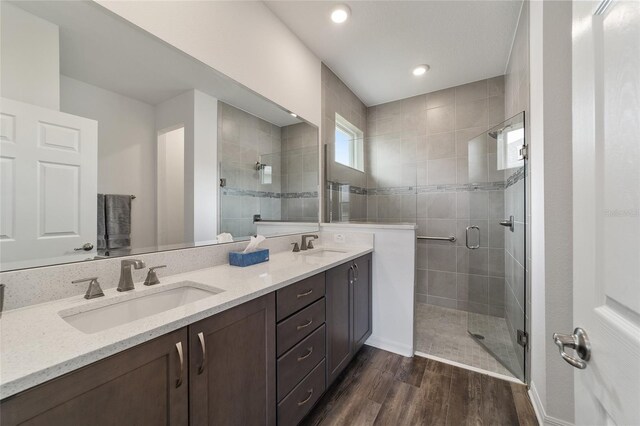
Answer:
0;97;97;270
571;1;640;425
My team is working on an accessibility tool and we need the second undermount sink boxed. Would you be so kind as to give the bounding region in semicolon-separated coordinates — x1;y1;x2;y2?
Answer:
60;281;224;334
302;249;348;258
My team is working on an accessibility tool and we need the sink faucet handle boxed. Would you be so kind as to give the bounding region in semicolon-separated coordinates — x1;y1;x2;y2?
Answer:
291;242;300;252
144;265;167;286
72;277;105;299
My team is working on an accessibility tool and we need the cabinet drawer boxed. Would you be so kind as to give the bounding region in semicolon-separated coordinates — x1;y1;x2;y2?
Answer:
277;359;326;426
277;298;325;356
276;272;325;321
277;325;326;401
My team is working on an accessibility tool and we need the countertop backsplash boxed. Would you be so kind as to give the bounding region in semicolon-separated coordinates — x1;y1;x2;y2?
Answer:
0;234;304;311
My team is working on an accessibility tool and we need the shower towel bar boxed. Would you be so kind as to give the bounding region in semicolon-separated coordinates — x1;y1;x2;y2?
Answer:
417;235;456;242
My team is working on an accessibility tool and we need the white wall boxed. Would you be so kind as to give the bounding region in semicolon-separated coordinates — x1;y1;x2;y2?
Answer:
157;127;185;246
0;3;60;110
529;1;575;424
155;90;218;244
60;75;157;251
96;1;321;127
320;223;417;357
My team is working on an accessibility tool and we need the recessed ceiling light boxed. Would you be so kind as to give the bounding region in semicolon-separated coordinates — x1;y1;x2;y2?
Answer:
331;5;351;24
412;64;430;76
290;112;298;118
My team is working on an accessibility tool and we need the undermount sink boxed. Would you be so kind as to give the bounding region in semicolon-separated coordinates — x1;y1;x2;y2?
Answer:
302;249;348;258
60;281;223;334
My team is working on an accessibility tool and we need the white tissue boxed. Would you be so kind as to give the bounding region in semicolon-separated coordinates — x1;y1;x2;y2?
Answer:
243;234;266;253
216;233;234;243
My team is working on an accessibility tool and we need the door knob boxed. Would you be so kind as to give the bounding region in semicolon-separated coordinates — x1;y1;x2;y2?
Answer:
553;327;591;369
499;215;515;232
74;243;94;251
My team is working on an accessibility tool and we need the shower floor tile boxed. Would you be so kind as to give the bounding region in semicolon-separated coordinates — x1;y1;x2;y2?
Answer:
415;303;520;380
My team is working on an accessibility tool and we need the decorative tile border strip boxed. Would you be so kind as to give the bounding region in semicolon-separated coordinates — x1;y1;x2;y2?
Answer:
505;166;526;189
222;188;318;199
325;181;367;195
326;180;508;196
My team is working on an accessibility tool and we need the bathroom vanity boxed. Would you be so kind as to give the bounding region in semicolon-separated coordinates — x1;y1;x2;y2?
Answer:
0;250;372;426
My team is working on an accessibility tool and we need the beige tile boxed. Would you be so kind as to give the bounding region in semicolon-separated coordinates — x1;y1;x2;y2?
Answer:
426;105;455;134
425;87;455;109
487;75;505;97
456;99;488;130
426;132;455;160
455;79;488;104
427;158;457;184
488;95;506;127
455;127;487;157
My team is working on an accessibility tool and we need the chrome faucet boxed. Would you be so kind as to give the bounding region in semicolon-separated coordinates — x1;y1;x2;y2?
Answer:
300;234;319;251
118;259;146;292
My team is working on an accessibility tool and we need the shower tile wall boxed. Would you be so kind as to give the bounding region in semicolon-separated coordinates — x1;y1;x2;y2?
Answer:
504;0;530;377
218;102;282;237
322;64;368;221
365;77;507;315
281;122;319;222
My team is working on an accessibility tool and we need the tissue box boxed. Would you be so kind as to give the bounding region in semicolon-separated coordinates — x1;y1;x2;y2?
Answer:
229;249;270;267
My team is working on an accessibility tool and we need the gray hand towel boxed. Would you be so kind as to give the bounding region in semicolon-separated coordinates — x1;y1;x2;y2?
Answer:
97;194;106;250
105;194;132;249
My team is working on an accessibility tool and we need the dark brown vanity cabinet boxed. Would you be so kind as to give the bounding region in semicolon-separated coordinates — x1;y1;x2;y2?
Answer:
189;293;276;426
0;328;190;426
0;294;276;426
326;253;373;384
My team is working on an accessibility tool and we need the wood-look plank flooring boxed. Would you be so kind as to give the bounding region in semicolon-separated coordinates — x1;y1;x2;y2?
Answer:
302;346;538;426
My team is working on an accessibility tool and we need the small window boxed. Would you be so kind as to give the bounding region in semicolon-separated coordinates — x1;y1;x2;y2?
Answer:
334;113;364;172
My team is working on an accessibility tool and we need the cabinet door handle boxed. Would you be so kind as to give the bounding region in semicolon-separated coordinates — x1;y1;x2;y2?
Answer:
296;289;313;298
175;341;184;388
297;347;314;361
348;265;354;284
297;319;313;330
353;263;359;281
197;332;206;375
297;389;314;406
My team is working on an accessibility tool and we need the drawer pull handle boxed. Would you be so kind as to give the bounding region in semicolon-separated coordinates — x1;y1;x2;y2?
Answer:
297;319;313;330
297;389;314;406
297;347;314;361
197;332;206;375
297;289;313;298
175;341;184;388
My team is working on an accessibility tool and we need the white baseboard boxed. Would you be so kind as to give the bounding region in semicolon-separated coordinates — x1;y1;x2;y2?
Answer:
529;382;574;426
364;335;413;357
414;351;524;384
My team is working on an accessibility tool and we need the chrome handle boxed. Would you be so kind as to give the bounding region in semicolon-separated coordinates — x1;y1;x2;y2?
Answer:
465;226;480;249
553;327;591;369
297;319;313;330
297;389;314;406
74;243;94;251
499;215;515;232
297;347;314;361
149;265;167;272
353;263;359;281
417;235;456;242
197;332;206;375
348;265;354;284
175;342;184;387
296;289;313;298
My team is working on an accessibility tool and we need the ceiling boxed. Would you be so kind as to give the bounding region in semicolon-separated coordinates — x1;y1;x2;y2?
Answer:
266;1;523;106
12;1;302;127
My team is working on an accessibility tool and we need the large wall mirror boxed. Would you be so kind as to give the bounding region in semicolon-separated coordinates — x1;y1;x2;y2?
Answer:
0;1;319;271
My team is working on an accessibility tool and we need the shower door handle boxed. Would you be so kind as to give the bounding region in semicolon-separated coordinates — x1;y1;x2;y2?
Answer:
465;226;480;249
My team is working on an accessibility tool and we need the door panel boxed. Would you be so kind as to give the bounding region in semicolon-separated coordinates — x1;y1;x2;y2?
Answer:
326;261;353;383
189;294;276;426
572;1;640;424
0;328;188;426
0;97;97;269
353;254;372;350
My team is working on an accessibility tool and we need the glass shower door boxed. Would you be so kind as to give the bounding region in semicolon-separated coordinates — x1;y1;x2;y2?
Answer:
465;112;526;381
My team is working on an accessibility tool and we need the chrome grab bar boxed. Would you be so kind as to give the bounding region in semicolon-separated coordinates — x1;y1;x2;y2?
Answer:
417;236;456;242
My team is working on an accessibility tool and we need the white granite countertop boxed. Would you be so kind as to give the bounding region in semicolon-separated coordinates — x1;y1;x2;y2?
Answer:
0;245;372;399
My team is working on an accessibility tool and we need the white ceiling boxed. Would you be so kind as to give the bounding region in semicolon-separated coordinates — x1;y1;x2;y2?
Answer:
13;1;302;127
266;1;523;106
